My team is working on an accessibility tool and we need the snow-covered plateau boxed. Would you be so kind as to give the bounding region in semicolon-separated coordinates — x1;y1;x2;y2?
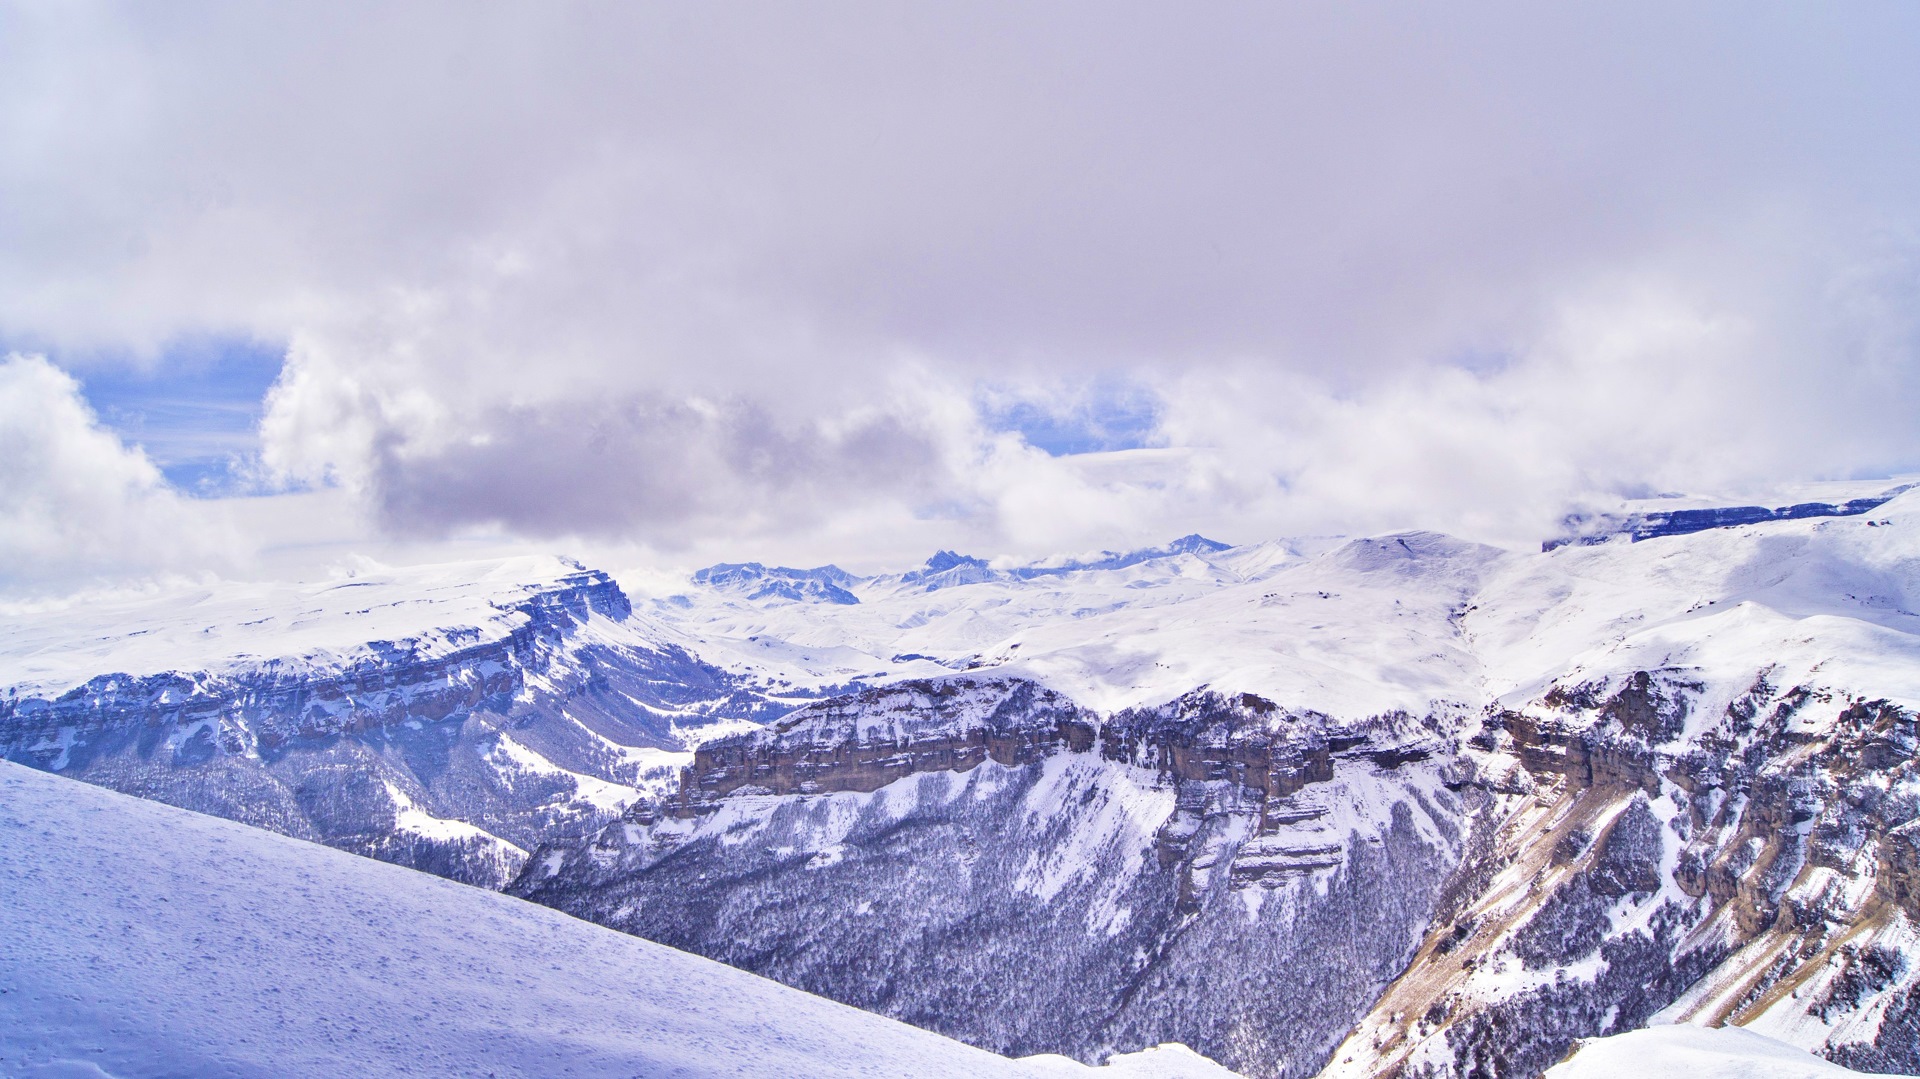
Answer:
9;479;1920;1077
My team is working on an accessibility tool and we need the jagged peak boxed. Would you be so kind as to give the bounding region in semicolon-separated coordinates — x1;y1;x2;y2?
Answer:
924;551;990;573
1167;533;1233;554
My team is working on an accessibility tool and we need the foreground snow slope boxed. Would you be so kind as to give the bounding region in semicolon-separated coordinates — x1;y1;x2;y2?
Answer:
1542;1025;1877;1079
0;760;1232;1078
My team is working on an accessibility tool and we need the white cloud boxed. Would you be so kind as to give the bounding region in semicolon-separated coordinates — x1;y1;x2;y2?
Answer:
0;355;234;592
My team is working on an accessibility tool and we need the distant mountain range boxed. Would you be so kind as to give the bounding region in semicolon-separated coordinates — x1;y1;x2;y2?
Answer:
689;534;1236;605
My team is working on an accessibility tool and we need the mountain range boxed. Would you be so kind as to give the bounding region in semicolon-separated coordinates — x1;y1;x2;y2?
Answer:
7;479;1920;1077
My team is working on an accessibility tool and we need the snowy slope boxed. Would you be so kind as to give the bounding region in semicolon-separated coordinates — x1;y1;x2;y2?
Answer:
643;531;1488;717
559;479;1920;1078
642;477;1920;728
1469;486;1920;712
0;760;1232;1079
8;478;1915;723
1542;1025;1875;1079
638;537;1325;703
14;477;1910;742
0;556;812;890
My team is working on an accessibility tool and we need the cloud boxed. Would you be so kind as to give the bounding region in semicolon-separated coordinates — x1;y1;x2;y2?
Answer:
2;3;1920;568
365;394;943;544
0;355;233;592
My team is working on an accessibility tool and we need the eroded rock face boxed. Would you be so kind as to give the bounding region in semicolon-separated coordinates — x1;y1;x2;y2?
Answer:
671;678;1098;805
18;547;1920;1079
516;677;1465;1079
1325;671;1920;1079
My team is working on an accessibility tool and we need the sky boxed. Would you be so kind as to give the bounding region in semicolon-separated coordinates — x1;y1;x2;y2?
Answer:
4;2;1920;596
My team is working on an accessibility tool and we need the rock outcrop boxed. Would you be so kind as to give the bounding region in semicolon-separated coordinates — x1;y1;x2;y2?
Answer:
1323;671;1920;1079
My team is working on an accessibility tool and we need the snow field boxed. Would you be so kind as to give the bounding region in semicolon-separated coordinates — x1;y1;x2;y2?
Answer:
1542;1024;1877;1079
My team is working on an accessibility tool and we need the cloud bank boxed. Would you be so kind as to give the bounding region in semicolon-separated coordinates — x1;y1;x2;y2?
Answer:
3;2;1920;577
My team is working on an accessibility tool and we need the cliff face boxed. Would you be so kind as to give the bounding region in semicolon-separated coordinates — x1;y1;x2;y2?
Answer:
1324;671;1920;1079
669;678;1099;804
0;571;790;888
517;676;1465;1079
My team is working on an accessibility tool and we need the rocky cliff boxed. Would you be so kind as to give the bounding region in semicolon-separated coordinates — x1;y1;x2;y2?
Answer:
1320;666;1920;1079
15;497;1920;1078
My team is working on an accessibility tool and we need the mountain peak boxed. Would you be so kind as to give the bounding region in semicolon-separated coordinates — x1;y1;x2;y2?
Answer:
1165;534;1232;555
924;551;990;573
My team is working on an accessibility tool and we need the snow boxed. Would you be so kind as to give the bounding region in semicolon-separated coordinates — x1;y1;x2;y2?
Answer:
1473;485;1920;714
0;554;599;698
383;779;521;849
644;489;1920;727
1542;1025;1877;1079
15;477;1920;741
634;539;1318;704
484;734;639;813
1012;753;1175;910
629;530;1500;719
0;760;1240;1078
1022;1043;1247;1078
11;479;1920;1077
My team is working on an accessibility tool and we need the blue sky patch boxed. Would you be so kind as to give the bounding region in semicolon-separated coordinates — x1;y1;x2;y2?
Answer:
64;336;286;496
978;379;1163;457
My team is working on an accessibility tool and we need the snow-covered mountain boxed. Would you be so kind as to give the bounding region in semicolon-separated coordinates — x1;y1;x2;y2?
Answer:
516;677;1457;1075
0;539;1274;890
0;556;834;887
10;479;1920;1077
0;760;1233;1078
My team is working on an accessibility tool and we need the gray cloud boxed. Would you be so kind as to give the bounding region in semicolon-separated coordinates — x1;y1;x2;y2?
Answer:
366;394;943;545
